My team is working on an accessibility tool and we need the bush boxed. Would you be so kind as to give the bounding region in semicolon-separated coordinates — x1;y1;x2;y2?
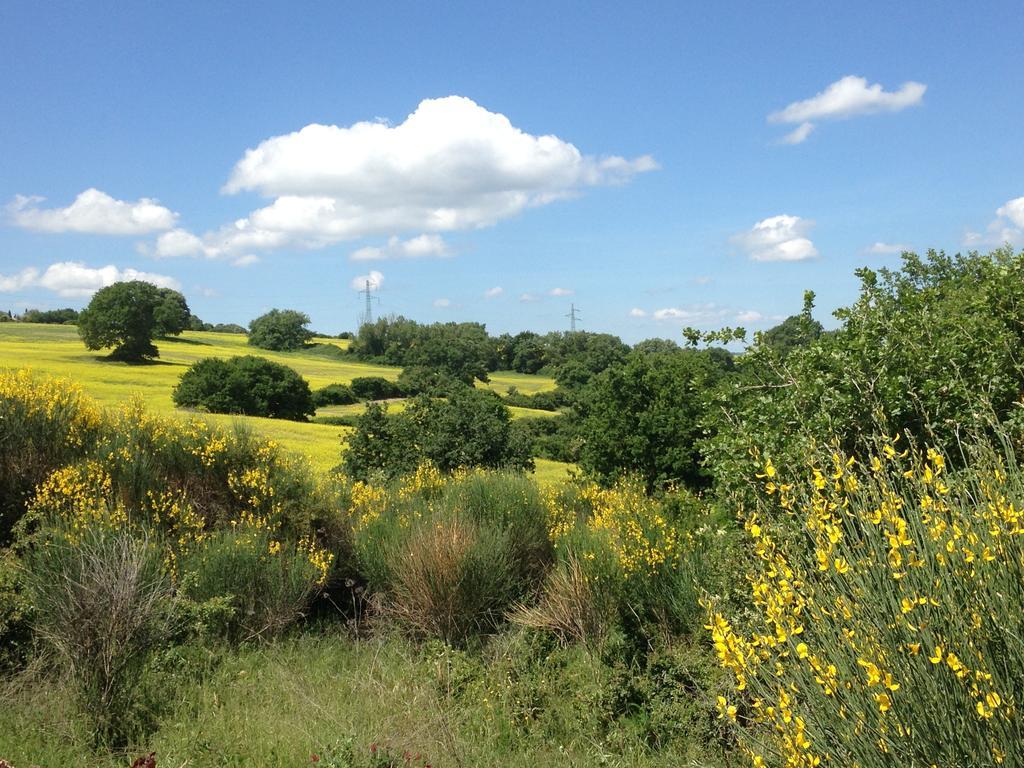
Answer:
247;308;314;351
21;307;79;325
708;433;1024;767
351;470;552;644
312;383;358;407
173;355;315;421
23;525;176;747
178;526;324;643
350;376;403;401
343;390;533;481
0;370;102;543
397;365;465;396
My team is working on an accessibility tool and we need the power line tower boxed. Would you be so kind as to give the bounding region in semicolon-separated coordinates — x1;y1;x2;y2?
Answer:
358;279;380;329
566;303;581;333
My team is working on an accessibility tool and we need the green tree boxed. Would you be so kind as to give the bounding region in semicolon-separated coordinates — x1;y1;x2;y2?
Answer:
77;281;189;361
248;309;314;351
153;288;191;336
577;349;724;491
172;356;315;420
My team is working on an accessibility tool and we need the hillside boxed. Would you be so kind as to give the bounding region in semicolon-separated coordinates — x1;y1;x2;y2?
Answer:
0;323;568;479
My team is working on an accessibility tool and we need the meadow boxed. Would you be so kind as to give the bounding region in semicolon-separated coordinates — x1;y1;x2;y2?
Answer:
0;323;567;479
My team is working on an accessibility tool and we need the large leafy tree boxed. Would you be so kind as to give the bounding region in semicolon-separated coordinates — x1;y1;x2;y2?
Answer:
77;281;189;361
248;309;314;351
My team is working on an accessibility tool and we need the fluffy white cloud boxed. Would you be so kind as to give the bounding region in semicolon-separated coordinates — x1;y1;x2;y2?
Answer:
519;293;539;303
652;304;729;323
153;96;657;262
350;234;450;261
865;241;909;255
629;307;647;317
769;76;926;144
965;196;1024;247
232;255;260;268
351;270;384;291
735;310;764;323
0;261;180;297
484;286;504;298
549;287;574;297
433;298;451;308
733;215;818;262
7;188;177;235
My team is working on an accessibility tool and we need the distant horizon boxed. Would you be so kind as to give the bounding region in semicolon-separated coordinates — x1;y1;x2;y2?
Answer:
2;1;1021;344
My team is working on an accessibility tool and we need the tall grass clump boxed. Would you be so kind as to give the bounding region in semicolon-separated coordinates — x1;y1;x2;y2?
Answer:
23;524;175;748
0;370;102;542
351;466;552;644
707;433;1024;767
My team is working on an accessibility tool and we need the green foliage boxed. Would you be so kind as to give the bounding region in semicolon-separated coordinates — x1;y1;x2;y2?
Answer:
247;308;314;351
757;293;823;357
173;355;315;421
21;307;79;324
353;472;552;644
397;364;465;396
77;281;190;360
344;390;533;481
22;525;176;748
577;349;725;491
354;316;494;383
313;382;358;407
0;370;102;543
705;247;1024;504
178;527;321;643
0;551;32;670
511;415;578;462
350;375;404;401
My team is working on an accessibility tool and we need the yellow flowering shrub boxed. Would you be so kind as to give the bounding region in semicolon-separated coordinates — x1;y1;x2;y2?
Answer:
708;436;1024;767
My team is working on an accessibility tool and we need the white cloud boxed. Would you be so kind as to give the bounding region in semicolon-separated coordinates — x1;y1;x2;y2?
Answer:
7;188;177;235
549;287;574;297
433;298;451;308
770;76;926;124
735;310;763;323
733;215;819;262
779;122;815;145
232;255;260;268
964;196;1024;247
0;261;180;298
629;308;647;317
351;270;384;291
152;228;208;257
769;76;926;144
692;276;712;285
148;96;656;262
653;304;730;323
519;293;539;303
350;234;450;261
865;241;909;255
484;286;504;298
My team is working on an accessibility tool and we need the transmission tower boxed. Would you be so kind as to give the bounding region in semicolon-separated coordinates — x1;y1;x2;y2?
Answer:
566;303;581;333
358;279;379;328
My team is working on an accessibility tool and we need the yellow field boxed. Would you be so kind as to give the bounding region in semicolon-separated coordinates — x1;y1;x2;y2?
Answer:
0;323;570;480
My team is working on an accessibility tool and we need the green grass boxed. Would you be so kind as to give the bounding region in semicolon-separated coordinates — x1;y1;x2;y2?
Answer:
0;633;723;768
0;324;569;479
481;370;558;395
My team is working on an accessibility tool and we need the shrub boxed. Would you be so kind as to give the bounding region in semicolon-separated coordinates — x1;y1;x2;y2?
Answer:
178;526;324;643
397;365;465;396
313;383;358;407
247;308;314;351
173;355;315;421
351;469;552;643
350;376;403;401
0;370;102;543
23;525;176;747
707;434;1024;767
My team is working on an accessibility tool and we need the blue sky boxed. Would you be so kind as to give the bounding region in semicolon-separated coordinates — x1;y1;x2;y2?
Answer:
2;1;1022;341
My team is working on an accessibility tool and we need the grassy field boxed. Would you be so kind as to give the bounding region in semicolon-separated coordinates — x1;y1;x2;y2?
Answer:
0;323;569;480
